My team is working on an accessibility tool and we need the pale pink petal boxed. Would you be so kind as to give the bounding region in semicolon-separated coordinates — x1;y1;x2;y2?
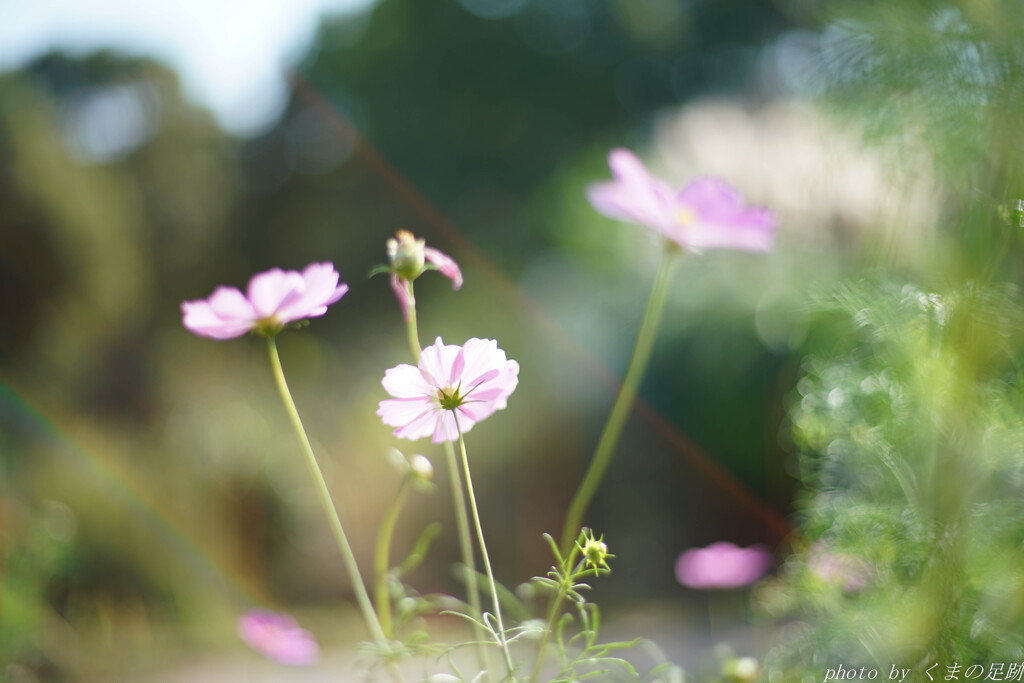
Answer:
607;148;655;186
381;364;435;399
390;274;414;322
459;338;504;386
449;348;466;386
456;400;494;423
433;410;461;443
675;542;771;590
671;178;777;252
207;286;258;321
676;178;743;220
393;406;442;441
377;397;435;427
588;149;677;233
680;207;777;253
418;337;461;388
238;609;319;666
276;263;348;323
423;246;464;290
181;300;255;339
247;269;306;318
478;360;519;411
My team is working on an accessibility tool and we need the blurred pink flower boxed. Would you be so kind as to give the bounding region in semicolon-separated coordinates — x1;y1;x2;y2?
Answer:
675;542;772;589
587;148;777;253
182;262;348;339
377;337;519;443
807;544;870;593
237;609;319;666
384;230;463;321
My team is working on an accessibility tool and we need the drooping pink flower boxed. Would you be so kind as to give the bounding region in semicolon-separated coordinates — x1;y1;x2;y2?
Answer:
382;230;463;322
377;337;519;443
587;148;777;253
182;262;348;339
675;542;772;590
237;609;319;666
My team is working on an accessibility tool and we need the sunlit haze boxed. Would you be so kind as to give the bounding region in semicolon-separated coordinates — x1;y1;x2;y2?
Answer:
0;0;374;136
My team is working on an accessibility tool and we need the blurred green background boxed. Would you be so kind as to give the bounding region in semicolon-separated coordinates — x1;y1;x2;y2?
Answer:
4;0;1024;679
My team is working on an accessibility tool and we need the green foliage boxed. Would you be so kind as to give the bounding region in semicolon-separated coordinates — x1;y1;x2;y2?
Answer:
524;530;681;683
764;277;1024;677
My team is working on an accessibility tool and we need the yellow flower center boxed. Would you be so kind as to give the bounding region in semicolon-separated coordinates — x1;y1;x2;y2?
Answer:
437;384;463;411
675;207;696;226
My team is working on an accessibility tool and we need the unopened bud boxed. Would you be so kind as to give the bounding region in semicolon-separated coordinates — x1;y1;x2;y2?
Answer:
579;529;613;570
409;454;433;481
387;230;427;280
726;657;758;681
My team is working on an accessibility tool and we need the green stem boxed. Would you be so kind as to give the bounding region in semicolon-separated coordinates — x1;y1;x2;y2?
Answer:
456;417;516;681
405;279;421;362
403;298;486;668
529;582;568;683
375;478;411;639
266;337;389;648
532;544;589;683
444;439;488;667
559;246;678;554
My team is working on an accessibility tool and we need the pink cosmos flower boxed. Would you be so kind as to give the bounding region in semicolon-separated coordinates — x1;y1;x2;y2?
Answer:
675;542;772;590
237;609;319;666
587;148;777;253
181;262;348;339
377;337;519;443
383;231;463;322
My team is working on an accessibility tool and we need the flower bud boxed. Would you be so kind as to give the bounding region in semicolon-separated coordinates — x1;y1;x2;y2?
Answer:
387;230;427;280
578;529;613;570
724;656;759;682
409;454;434;481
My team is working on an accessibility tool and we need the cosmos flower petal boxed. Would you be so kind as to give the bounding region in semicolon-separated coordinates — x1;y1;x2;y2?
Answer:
419;337;462;388
276;262;348;323
459;338;504;387
390;273;414;322
587;181;675;234
588;149;677;232
457;400;495;423
433;410;462;443
181;300;256;339
381;363;435;399
424;246;464;290
247;269;306;318
238;609;319;666
377;397;435;427
675;542;772;590
483;360;519;410
394;406;442;441
208;286;258;320
683;209;777;252
676;177;743;219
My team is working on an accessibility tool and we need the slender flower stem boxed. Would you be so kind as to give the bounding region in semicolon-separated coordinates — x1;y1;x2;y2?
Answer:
402;296;486;667
455;416;516;681
444;439;488;666
405;280;421;363
559;246;678;553
266;337;391;649
529;556;587;683
375;478;411;638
